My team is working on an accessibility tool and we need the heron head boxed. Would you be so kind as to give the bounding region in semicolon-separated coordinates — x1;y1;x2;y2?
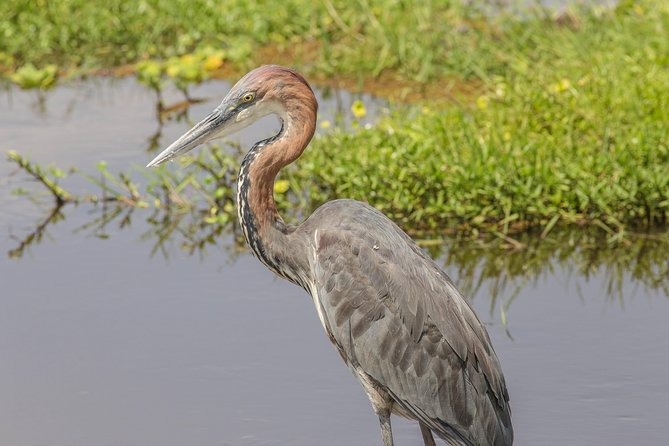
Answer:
147;65;316;167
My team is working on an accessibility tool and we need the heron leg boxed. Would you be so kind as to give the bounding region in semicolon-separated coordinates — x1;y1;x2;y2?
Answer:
378;410;394;446
419;422;437;446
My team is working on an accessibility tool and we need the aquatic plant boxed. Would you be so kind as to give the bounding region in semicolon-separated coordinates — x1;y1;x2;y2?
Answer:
136;60;164;107
7;150;71;204
9;63;58;90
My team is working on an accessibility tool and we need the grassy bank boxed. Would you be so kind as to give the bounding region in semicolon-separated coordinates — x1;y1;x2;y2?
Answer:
2;1;660;91
293;1;668;233
3;1;669;236
1;0;481;86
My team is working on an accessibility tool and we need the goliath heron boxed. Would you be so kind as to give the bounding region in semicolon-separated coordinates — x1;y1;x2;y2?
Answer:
147;65;513;446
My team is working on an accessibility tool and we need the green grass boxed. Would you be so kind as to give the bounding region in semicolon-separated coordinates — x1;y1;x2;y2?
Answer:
2;1;654;85
0;0;494;94
0;0;314;70
3;1;669;236
285;1;669;233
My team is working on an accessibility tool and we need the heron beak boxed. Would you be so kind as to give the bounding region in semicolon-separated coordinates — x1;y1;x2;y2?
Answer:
146;106;233;167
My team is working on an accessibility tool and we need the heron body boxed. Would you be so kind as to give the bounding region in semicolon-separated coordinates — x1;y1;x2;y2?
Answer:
148;65;513;445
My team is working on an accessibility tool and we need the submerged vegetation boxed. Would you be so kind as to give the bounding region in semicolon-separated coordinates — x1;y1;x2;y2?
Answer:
3;1;669;245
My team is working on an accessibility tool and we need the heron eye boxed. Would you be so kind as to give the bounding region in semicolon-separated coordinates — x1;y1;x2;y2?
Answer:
242;93;255;103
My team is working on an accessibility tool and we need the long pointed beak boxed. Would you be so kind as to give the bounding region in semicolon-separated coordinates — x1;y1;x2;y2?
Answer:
146;107;229;167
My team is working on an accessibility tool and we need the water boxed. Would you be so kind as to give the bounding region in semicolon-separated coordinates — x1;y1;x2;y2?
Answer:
1;78;668;445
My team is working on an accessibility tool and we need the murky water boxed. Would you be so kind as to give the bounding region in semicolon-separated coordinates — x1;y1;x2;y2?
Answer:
1;78;668;445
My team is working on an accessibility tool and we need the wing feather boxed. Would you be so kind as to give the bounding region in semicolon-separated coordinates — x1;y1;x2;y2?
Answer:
302;200;513;446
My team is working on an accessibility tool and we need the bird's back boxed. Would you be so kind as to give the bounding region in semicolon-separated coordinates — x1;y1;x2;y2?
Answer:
297;199;513;446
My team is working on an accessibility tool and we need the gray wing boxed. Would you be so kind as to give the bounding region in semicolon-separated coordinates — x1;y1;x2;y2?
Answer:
301;200;513;446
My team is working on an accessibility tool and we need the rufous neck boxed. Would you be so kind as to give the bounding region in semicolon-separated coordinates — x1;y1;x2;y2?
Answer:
241;99;316;227
236;98;316;281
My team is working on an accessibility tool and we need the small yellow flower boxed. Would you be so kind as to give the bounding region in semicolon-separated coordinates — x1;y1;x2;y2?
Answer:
351;100;367;119
274;180;290;194
166;63;180;78
320;120;332;129
203;54;224;71
137;60;162;78
476;95;489;110
550;78;571;93
421;106;431;115
180;54;195;64
503;131;511;142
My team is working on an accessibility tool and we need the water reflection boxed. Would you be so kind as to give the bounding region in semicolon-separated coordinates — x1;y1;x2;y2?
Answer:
9;193;668;316
7;203;66;259
440;229;669;326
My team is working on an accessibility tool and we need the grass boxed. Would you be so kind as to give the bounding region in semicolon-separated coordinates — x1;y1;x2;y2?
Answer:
3;1;669;237
1;1;651;89
287;1;669;233
0;0;499;99
296;77;669;234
